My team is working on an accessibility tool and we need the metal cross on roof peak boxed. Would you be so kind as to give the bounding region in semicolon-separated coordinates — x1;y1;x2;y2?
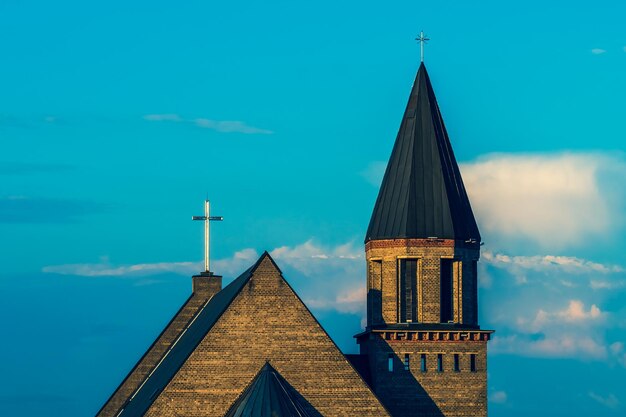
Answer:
415;31;430;63
192;200;223;274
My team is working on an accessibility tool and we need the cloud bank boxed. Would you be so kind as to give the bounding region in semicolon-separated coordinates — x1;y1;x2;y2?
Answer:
43;249;259;278
484;247;626;365
460;152;626;249
43;240;366;314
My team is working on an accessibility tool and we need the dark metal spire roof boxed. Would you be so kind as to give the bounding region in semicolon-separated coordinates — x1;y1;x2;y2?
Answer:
365;63;480;242
225;362;313;417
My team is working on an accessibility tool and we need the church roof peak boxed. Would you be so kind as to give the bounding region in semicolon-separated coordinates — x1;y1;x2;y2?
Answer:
365;62;480;243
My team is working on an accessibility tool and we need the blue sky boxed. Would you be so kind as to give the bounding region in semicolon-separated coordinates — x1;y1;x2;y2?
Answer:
1;1;626;415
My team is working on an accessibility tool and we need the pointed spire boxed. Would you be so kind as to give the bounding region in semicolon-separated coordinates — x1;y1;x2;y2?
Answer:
365;63;480;243
225;362;313;417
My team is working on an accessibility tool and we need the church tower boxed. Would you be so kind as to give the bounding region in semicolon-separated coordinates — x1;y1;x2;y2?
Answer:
355;60;493;417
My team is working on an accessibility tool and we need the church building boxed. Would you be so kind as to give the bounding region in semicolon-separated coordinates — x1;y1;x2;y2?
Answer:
96;54;492;417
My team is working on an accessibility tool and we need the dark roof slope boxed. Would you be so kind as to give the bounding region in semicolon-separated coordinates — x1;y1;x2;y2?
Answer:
96;292;207;417
365;63;480;243
116;254;268;417
224;362;314;417
345;354;372;388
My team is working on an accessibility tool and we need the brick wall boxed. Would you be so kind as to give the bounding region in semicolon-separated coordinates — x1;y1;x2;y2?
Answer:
363;335;488;417
363;238;488;417
365;239;480;326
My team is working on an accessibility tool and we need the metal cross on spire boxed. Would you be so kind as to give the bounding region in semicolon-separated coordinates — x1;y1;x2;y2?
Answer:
415;31;430;63
192;200;223;274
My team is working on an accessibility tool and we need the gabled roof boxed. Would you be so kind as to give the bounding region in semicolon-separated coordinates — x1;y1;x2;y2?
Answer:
108;251;390;417
365;63;480;243
115;254;268;417
224;362;313;417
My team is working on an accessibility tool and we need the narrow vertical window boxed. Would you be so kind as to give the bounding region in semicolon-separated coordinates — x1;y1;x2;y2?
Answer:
437;354;443;372
404;354;410;371
454;354;460;372
388;354;394;372
369;260;383;325
399;259;418;323
470;260;478;325
440;259;454;323
420;354;427;372
470;354;477;372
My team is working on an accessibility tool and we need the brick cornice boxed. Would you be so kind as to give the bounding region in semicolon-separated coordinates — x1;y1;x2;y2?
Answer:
356;329;494;343
366;238;457;250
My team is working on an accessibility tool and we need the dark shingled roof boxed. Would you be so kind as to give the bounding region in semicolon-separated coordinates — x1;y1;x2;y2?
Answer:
224;362;314;417
365;63;480;243
116;254;269;417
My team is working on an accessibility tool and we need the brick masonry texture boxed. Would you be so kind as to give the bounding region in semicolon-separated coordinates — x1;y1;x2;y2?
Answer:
362;238;488;417
143;257;390;417
362;335;488;417
365;239;480;326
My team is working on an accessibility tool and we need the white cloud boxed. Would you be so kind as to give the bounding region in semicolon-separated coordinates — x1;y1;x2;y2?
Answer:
484;249;626;364
270;240;366;314
591;48;607;55
460;153;626;249
489;296;622;361
589;392;620;409
42;249;259;279
43;240;365;315
482;250;625;292
212;248;260;275
489;390;507;404
513;300;604;334
143;114;183;122
483;251;624;275
143;113;273;134
271;240;361;263
591;279;626;290
559;300;602;321
306;287;366;314
492;334;608;360
193;119;273;134
42;259;199;277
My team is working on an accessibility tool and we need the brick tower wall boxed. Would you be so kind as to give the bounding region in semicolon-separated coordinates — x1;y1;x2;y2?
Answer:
362;238;488;417
360;334;488;417
365;239;479;327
